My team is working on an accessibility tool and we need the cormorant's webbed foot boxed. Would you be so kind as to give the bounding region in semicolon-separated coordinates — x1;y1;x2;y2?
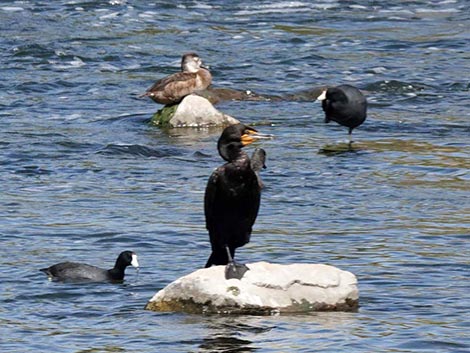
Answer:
225;261;249;280
224;246;249;280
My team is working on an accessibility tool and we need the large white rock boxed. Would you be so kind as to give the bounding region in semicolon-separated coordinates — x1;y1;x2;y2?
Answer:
145;262;358;314
170;94;239;127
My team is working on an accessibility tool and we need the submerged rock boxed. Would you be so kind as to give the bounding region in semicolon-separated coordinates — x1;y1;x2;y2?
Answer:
194;86;325;104
196;87;282;104
145;262;358;315
150;94;239;128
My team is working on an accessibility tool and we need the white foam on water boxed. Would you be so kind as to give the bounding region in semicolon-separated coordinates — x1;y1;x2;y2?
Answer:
192;2;214;9
1;6;24;12
138;11;156;18
235;1;338;16
415;7;460;13
99;11;120;19
349;5;368;10
49;57;86;70
49;113;83;121
100;63;120;72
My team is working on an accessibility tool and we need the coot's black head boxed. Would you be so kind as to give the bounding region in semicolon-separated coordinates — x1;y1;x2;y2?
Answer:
115;251;139;270
318;85;352;109
217;124;260;162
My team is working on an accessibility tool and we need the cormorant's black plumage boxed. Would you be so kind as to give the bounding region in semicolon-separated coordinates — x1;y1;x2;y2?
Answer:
204;124;263;270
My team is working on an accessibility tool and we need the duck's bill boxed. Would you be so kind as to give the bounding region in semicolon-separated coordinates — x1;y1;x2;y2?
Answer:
131;254;140;268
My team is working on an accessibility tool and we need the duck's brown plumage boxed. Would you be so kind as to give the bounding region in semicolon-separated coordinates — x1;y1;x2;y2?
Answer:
141;52;212;105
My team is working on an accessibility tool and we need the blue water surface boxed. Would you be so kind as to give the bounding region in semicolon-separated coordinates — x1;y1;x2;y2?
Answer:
1;1;469;352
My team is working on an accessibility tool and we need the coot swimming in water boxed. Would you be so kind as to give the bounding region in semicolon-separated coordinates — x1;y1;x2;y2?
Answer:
40;250;139;282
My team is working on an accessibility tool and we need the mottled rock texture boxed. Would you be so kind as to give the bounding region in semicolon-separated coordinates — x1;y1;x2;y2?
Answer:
146;262;358;315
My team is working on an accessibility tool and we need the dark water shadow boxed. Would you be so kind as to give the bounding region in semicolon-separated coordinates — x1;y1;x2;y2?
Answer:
318;142;362;156
189;316;271;353
200;86;326;104
198;335;256;353
97;143;184;158
183;311;360;352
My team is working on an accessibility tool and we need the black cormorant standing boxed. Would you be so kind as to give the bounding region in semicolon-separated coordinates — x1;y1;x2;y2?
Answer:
204;124;266;279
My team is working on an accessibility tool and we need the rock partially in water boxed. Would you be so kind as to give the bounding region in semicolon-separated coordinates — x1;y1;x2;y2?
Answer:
150;94;239;128
319;142;358;155
196;87;283;104
194;86;326;104
145;262;359;315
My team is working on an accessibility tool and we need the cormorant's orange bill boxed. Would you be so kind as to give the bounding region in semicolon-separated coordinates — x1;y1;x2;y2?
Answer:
241;127;258;145
241;127;273;145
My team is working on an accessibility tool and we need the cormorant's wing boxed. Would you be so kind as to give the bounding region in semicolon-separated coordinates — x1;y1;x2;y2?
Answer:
204;167;220;232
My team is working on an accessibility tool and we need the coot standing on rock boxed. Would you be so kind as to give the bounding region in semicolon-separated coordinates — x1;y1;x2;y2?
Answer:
317;84;367;142
40;251;139;282
140;52;212;105
204;124;267;279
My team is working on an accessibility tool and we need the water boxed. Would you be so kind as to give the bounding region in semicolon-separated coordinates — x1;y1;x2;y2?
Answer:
1;1;469;352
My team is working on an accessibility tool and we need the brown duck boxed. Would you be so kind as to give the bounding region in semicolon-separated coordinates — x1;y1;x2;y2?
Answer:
141;52;212;105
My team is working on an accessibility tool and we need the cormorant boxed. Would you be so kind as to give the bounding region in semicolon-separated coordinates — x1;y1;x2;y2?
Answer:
204;124;267;279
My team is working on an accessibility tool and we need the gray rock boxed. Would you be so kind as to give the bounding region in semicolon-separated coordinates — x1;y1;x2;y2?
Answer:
145;262;359;315
152;94;239;128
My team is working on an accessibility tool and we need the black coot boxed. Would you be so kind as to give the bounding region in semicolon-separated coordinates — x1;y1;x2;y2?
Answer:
318;84;367;140
40;251;139;282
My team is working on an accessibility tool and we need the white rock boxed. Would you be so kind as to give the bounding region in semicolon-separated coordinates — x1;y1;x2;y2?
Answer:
145;262;358;314
169;94;239;127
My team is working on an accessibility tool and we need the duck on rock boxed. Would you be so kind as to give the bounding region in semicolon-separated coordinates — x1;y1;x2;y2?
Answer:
141;52;212;105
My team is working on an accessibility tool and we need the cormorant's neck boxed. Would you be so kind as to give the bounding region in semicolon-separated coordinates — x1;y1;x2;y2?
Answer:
222;148;249;163
218;141;248;163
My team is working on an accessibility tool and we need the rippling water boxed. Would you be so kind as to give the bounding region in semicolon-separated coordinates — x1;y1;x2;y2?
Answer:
1;1;469;352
